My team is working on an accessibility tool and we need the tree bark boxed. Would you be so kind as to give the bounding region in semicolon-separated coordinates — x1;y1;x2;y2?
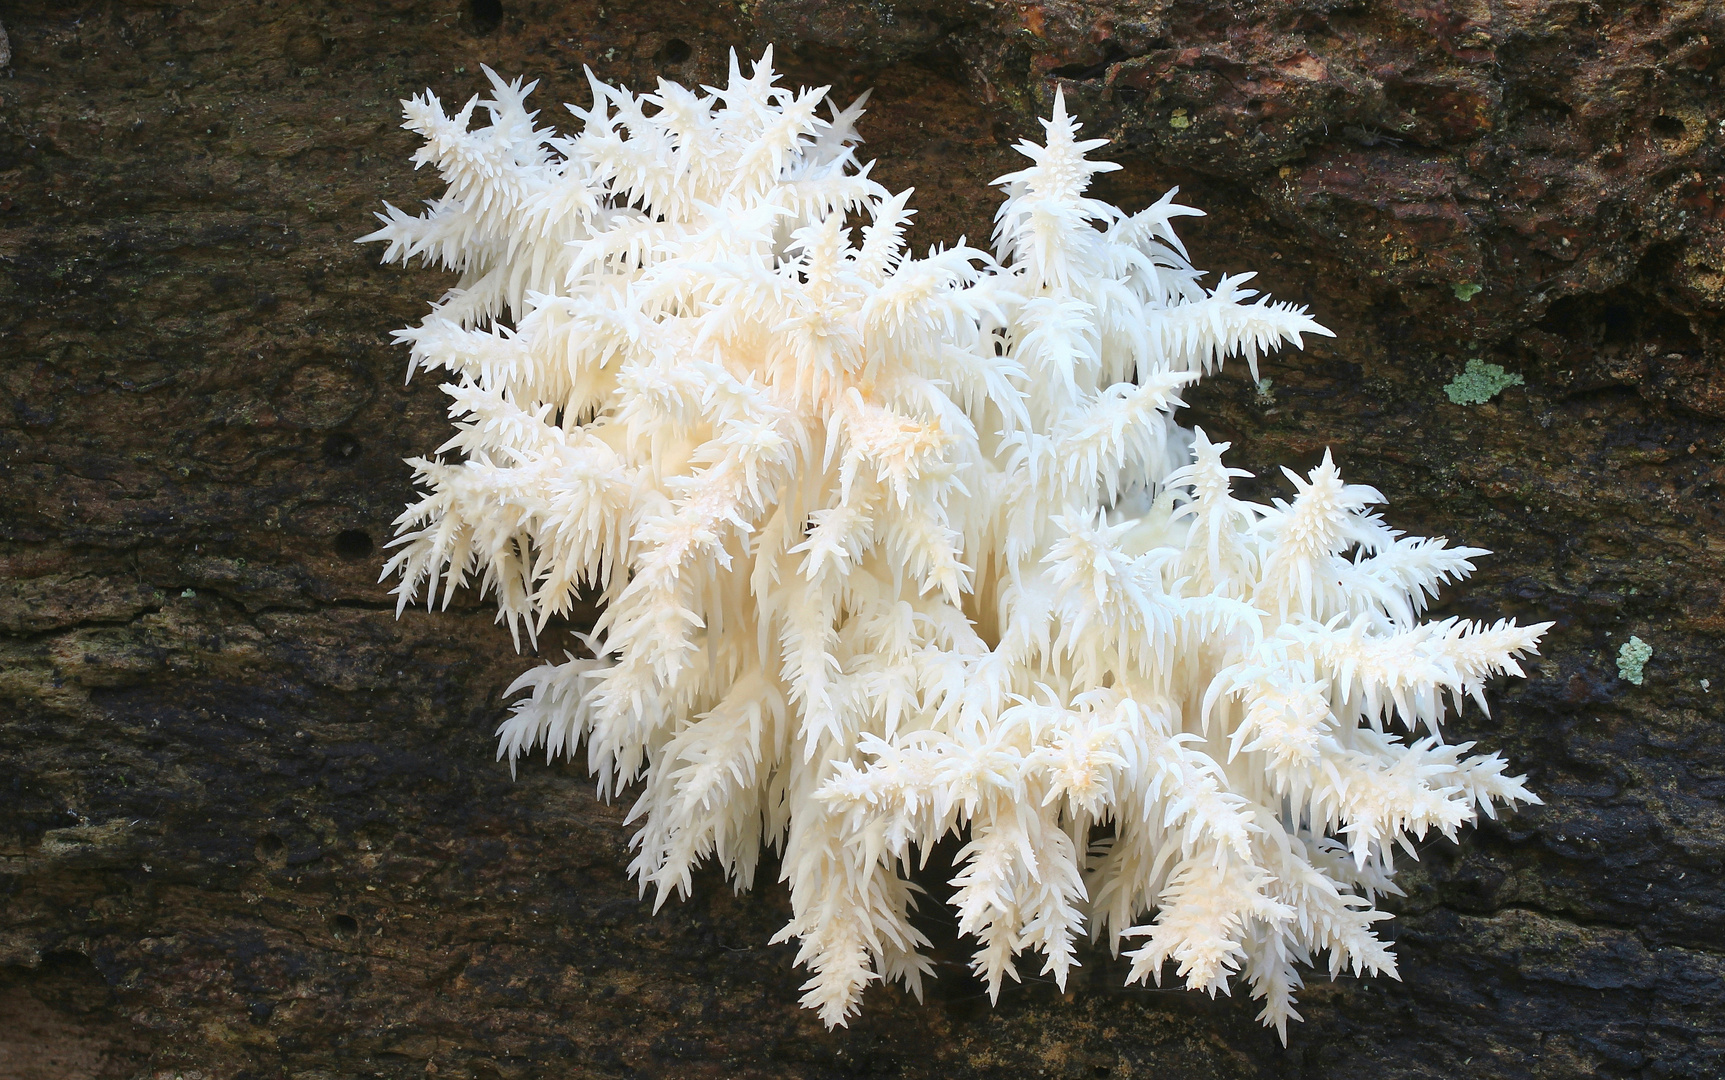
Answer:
2;1;1722;1077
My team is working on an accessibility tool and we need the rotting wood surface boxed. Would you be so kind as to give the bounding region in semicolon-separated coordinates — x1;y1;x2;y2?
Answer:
2;2;1722;1077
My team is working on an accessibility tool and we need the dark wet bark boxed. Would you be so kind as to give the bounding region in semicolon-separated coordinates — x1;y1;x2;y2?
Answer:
2;2;1722;1077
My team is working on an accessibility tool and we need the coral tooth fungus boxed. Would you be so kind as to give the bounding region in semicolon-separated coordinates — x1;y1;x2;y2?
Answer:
364;51;1548;1038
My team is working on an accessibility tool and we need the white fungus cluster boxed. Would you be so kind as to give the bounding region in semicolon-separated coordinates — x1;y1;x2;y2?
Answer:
363;53;1549;1037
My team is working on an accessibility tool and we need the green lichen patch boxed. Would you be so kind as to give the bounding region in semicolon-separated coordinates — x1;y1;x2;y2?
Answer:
1617;636;1653;685
1453;281;1482;301
1445;359;1525;405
